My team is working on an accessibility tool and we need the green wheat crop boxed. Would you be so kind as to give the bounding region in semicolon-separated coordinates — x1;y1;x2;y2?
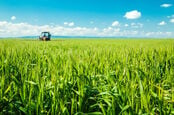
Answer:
0;39;174;115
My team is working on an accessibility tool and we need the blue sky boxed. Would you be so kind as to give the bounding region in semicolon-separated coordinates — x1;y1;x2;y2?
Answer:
0;0;174;37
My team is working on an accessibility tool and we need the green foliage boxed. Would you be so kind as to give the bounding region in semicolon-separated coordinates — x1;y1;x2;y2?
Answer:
0;39;174;115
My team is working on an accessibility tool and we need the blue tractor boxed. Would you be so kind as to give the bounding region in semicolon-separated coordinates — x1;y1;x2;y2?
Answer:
39;32;51;41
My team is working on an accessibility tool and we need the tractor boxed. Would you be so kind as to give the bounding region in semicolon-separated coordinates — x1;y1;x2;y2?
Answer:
39;32;51;41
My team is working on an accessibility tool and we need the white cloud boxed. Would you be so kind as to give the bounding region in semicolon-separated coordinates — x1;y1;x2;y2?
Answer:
130;23;143;28
0;21;173;38
0;21;136;37
160;4;172;8
112;21;119;26
11;16;16;20
103;27;120;33
170;19;174;23
64;22;74;26
158;21;166;26
101;27;140;37
0;21;98;37
124;10;141;19
69;22;74;26
124;24;129;27
146;31;172;37
64;22;68;25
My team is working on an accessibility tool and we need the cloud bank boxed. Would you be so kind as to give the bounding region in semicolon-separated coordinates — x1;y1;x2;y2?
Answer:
64;22;74;26
0;21;173;38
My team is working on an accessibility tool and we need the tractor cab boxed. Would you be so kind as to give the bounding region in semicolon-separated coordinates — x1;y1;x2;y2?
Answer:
39;32;51;41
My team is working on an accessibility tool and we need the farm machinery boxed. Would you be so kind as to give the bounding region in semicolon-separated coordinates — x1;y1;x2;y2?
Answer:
39;32;51;41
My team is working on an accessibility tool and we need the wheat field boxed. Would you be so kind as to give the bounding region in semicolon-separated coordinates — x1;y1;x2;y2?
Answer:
0;39;174;114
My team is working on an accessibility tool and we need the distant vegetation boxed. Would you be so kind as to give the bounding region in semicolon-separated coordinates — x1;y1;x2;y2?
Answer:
0;39;174;114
